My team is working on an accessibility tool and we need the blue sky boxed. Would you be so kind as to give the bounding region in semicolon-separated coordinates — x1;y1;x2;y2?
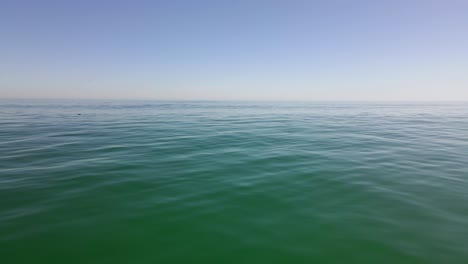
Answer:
1;0;467;100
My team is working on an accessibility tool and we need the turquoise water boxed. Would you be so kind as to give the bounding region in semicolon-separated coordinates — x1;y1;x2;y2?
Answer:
1;101;468;263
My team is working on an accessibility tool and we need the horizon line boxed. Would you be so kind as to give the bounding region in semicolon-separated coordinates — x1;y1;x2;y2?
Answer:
1;98;468;103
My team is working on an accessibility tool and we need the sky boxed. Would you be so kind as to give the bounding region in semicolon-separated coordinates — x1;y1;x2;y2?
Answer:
1;0;467;101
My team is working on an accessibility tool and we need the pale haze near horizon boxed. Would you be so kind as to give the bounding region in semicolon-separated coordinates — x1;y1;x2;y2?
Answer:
1;0;467;101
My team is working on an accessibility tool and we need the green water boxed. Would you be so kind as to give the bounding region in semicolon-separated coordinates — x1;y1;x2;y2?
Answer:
1;101;468;263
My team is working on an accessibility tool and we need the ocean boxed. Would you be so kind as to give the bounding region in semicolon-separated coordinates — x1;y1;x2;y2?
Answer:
1;101;468;263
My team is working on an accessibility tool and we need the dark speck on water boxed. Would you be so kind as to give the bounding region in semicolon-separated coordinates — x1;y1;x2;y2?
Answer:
1;100;468;264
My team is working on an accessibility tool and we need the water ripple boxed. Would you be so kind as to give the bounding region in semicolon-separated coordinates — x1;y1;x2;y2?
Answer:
1;101;468;263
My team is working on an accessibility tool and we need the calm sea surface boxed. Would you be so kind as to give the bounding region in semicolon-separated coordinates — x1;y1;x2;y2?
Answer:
1;101;468;263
